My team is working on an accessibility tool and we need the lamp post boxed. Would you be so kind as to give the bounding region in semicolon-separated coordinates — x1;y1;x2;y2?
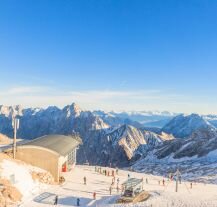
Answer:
175;168;181;192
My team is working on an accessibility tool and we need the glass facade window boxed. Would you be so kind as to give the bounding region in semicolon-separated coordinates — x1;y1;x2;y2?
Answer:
68;149;76;164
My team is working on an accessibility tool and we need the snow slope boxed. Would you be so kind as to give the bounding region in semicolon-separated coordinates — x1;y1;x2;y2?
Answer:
20;165;217;207
0;158;48;201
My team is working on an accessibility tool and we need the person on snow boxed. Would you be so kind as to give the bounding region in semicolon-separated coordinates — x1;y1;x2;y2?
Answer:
93;192;96;200
112;176;115;184
111;177;115;186
170;174;173;181
162;179;165;186
83;176;87;185
54;195;58;205
77;198;80;206
146;178;148;184
109;185;112;195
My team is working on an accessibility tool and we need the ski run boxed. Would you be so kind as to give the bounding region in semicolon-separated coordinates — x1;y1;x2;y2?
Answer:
17;165;217;207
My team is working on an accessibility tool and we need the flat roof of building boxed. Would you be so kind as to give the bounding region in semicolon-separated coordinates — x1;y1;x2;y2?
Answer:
122;178;143;189
23;134;81;156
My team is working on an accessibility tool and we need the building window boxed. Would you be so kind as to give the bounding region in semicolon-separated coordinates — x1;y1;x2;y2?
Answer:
68;149;76;165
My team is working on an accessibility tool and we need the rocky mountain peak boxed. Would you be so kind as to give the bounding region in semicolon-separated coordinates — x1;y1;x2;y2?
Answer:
63;103;82;118
0;105;23;117
162;113;216;138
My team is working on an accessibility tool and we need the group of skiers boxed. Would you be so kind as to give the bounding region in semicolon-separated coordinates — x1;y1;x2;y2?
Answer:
95;166;119;175
78;166;120;206
94;166;123;197
110;175;122;195
156;174;194;190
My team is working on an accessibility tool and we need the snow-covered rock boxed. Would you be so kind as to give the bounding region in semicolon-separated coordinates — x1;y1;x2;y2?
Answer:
93;110;143;128
162;113;217;138
0;103;109;139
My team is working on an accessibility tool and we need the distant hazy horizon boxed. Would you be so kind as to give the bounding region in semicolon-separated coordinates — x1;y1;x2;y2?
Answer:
0;100;215;116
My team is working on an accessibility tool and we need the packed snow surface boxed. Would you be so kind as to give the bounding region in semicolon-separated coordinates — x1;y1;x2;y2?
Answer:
20;165;217;207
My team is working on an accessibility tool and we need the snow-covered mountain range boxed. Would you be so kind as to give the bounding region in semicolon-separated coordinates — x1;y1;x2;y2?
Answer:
94;110;217;128
1;103;217;179
162;113;217;138
93;110;177;128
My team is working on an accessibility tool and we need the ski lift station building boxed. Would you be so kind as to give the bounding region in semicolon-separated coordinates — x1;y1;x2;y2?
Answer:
11;134;81;182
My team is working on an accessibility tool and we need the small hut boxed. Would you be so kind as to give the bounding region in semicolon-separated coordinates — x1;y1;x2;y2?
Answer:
122;178;143;197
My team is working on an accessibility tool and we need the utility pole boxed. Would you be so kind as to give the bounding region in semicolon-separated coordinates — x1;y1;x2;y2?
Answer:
175;168;180;192
12;117;19;159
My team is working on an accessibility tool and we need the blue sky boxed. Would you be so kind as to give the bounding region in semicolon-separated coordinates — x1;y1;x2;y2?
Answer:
0;0;217;114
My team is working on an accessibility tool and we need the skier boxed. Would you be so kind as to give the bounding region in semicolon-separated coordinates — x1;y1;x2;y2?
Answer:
93;192;96;200
109;185;112;195
170;174;173;181
111;178;114;186
77;198;80;206
128;173;130;179
83;176;87;185
162;179;165;186
190;182;193;189
117;178;120;185
54;195;58;206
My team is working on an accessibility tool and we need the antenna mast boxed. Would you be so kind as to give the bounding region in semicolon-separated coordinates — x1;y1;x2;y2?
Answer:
12;117;19;159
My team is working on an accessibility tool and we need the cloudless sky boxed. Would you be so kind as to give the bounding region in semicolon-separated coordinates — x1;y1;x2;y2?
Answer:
0;0;217;113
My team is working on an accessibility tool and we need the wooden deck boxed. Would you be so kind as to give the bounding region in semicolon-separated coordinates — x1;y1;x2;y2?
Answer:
116;191;150;204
